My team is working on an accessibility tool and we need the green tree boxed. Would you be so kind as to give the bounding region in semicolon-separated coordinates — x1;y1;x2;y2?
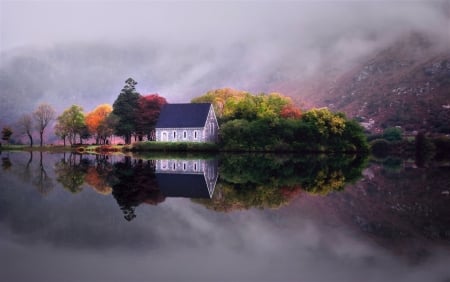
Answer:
56;105;86;145
54;122;69;146
302;108;346;138
1;127;13;144
383;127;403;141
112;78;141;144
34;103;56;147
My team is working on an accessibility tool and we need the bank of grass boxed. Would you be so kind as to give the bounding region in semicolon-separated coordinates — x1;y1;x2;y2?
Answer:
0;144;70;153
0;144;28;151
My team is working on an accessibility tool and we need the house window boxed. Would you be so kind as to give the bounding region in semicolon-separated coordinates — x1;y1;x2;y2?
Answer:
183;162;187;171
194;163;197;171
194;130;198;140
173;131;177;140
172;163;176;170
183;131;187;139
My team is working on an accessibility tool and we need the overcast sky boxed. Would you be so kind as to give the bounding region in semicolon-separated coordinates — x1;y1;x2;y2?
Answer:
2;0;447;52
0;0;448;123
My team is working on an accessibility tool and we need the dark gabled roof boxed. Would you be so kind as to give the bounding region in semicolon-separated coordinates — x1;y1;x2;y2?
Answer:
156;173;211;198
155;103;212;128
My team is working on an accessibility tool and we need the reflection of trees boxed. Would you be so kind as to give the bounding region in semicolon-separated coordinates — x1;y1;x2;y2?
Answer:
109;157;163;221
32;151;54;195
55;153;89;193
195;154;368;211
20;151;33;183
1;154;12;170
84;155;113;195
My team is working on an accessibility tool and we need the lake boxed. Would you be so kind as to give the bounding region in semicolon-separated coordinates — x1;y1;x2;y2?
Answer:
0;151;449;282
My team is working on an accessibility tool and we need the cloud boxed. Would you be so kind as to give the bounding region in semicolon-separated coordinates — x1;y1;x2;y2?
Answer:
0;0;448;126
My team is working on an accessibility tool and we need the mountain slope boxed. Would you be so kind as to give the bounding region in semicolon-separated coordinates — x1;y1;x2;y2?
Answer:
312;33;450;133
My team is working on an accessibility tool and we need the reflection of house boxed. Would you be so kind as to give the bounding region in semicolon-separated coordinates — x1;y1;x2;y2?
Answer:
155;159;218;198
155;103;219;142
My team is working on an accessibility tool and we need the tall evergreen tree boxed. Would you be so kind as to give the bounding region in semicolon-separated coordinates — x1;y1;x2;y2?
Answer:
112;78;141;144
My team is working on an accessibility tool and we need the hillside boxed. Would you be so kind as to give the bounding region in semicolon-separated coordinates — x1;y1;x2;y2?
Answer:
299;33;450;134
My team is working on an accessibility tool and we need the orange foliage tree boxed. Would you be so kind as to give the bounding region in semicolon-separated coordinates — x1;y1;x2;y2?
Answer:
85;104;113;144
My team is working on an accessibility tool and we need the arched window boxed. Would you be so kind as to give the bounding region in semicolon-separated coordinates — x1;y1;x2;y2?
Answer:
183;131;187;139
173;131;177;140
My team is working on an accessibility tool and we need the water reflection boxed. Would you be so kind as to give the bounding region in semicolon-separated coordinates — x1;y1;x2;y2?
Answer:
1;152;368;220
196;154;367;211
1;151;450;282
156;159;218;198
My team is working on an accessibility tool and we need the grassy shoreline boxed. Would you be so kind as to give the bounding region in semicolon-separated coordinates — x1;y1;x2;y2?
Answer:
0;142;365;154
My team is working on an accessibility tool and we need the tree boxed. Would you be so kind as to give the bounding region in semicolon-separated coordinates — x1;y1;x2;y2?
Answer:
192;89;300;124
54;122;69;146
112;78;141;144
56;105;86;145
1;127;13;144
85;104;113;144
301;108;346;138
17;114;34;147
136;94;167;141
34;103;56;147
383;127;403;141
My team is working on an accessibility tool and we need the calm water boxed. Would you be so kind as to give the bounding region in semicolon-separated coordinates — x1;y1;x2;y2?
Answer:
0;151;449;282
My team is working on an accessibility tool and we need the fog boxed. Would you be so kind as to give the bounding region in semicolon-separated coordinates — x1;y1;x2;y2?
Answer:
0;0;449;125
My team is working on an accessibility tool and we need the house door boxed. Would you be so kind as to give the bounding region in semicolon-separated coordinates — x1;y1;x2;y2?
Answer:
162;132;168;142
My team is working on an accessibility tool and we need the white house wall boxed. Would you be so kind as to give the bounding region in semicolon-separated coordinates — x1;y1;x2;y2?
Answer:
156;127;205;142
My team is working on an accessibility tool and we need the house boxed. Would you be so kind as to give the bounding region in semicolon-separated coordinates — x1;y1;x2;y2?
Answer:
155;103;219;142
155;159;218;198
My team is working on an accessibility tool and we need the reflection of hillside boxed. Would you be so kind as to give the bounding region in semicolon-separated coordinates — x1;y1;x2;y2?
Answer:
293;161;450;262
194;154;367;211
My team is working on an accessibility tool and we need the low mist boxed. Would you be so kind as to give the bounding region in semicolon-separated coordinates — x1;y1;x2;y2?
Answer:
1;1;448;125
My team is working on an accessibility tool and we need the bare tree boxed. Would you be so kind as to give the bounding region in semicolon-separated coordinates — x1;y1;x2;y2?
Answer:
34;103;56;147
18;114;34;147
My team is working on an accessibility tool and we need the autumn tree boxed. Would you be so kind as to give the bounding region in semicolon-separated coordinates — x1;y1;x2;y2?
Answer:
34;103;56;147
56;105;86;145
85;104;113;144
1;127;13;145
112;78;141;144
301;108;346;138
280;104;302;119
136;94;167;141
192;88;299;123
191;88;248;119
17;114;34;147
